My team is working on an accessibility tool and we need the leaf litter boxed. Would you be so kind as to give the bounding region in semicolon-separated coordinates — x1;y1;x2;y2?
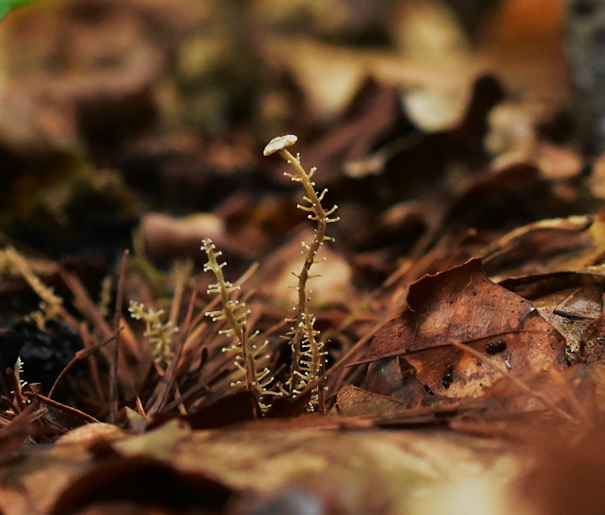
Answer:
1;0;605;513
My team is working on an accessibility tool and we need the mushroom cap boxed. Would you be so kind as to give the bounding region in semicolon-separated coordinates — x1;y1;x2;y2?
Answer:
263;134;298;156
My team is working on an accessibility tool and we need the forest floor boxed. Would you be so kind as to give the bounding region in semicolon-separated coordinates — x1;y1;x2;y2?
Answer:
0;1;604;514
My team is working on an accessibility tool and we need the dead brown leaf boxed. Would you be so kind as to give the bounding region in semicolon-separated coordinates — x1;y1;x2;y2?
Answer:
0;418;525;515
483;215;605;280
362;259;567;398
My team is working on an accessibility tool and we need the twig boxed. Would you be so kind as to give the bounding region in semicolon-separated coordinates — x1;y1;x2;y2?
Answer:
147;288;198;417
110;250;129;424
27;392;100;424
48;330;121;399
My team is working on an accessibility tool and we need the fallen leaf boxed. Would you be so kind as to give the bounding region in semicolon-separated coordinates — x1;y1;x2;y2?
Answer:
482;215;605;280
532;285;604;364
141;212;225;262
0;418;524;515
50;456;233;515
478;0;568;112
401;86;473;132
520;426;605;515
588;153;605;199
362;259;566;397
147;391;260;431
332;384;407;417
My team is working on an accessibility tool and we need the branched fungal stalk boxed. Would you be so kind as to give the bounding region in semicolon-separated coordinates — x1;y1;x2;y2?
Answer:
263;135;339;411
202;238;278;412
128;301;178;371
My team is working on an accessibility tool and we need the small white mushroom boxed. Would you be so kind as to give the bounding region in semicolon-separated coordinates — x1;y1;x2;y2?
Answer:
263;134;298;156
